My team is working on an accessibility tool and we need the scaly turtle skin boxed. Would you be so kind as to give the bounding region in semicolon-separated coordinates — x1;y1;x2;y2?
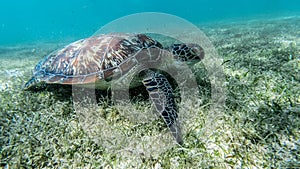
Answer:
24;33;204;144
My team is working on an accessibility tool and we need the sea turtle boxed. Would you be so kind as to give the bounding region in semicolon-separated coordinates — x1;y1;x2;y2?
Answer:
24;33;204;144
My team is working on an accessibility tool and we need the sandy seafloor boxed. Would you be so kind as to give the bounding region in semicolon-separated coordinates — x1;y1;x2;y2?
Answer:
0;16;299;168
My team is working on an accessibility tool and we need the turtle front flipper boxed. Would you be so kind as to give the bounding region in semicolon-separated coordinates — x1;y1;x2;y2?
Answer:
142;70;183;145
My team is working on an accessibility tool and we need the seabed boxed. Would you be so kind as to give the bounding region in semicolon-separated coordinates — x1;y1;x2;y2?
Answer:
0;16;299;168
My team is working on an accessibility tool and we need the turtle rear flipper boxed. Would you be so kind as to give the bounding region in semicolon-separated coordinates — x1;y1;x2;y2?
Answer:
142;70;183;145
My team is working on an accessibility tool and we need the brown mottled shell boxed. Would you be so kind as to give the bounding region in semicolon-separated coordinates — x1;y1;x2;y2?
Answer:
33;33;162;84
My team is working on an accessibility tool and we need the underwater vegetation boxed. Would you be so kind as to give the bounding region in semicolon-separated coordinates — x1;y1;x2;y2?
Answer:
0;17;299;168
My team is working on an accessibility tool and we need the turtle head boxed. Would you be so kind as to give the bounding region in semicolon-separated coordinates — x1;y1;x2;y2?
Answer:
23;73;46;91
170;43;204;65
23;76;36;90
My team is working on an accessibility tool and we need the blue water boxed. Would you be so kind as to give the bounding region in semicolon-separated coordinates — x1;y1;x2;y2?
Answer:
0;0;299;45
